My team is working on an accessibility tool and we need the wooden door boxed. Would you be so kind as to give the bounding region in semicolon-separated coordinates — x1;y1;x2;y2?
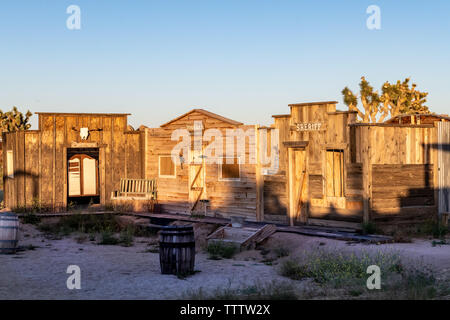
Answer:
438;122;450;215
288;149;307;225
189;147;206;214
68;154;99;197
68;157;81;196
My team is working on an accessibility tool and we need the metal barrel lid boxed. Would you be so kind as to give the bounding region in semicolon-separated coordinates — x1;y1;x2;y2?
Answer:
160;225;193;232
161;224;193;229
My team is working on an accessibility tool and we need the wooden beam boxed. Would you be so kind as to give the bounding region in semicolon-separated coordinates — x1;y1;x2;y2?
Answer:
52;116;56;210
282;141;309;148
361;127;373;224
255;125;264;222
190;165;203;190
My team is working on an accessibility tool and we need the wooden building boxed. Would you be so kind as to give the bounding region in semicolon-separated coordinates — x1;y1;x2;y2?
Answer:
269;102;450;227
385;114;450;125
2;113;145;210
3;105;449;228
144;109;261;221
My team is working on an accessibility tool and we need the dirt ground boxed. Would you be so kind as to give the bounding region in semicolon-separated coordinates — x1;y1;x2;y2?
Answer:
0;222;449;300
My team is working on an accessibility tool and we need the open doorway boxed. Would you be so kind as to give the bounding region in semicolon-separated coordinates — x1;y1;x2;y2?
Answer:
67;148;100;207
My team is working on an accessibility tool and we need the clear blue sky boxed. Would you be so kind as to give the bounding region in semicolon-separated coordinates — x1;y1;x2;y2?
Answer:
0;1;449;129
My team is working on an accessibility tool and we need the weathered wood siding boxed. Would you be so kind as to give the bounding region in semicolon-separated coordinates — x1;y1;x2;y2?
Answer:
263;174;288;223
273;103;362;223
438;122;450;215
145;110;258;220
3;114;144;210
272;101;440;225
371;164;435;222
354;124;439;224
146;126;189;214
352;124;435;165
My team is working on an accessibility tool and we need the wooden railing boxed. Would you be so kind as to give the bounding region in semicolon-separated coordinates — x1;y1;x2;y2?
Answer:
112;178;157;199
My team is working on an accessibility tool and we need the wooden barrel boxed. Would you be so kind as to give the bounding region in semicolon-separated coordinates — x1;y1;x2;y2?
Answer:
159;225;195;275
0;212;19;254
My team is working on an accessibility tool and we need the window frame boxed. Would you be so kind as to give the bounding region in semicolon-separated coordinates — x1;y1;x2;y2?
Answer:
218;156;241;181
326;149;345;198
158;155;176;179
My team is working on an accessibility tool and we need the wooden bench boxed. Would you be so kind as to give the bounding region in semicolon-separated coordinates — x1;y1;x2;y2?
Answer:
111;178;157;200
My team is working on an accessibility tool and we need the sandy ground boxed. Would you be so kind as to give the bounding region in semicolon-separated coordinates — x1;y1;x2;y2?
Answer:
264;233;450;274
0;223;449;300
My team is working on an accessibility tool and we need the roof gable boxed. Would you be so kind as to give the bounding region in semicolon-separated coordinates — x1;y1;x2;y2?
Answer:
160;109;243;127
384;113;450;124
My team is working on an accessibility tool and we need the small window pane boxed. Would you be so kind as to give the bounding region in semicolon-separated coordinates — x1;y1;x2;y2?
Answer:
159;156;175;177
221;157;240;180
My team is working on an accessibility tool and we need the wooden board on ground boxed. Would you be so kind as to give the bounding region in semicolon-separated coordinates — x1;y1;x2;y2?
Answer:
277;225;392;243
206;224;276;250
307;218;362;232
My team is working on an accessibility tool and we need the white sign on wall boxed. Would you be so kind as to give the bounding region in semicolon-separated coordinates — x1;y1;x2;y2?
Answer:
292;122;323;132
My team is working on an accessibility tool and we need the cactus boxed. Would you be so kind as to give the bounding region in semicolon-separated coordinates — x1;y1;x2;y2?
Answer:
0;107;33;132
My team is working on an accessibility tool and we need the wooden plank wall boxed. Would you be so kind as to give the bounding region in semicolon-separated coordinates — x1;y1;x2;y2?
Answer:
3;114;144;210
371;164;435;222
145;111;258;220
354;124;438;224
345;163;363;198
3;132;15;208
353;125;435;165
146;126;190;214
3;131;39;209
272;105;438;225
24;132;40;207
206;125;257;220
438;122;450;214
273;117;290;174
263;174;288;223
271;105;364;223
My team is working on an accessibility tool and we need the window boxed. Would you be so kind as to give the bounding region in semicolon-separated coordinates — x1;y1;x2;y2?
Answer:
326;149;344;197
219;157;240;181
6;150;14;178
159;155;176;178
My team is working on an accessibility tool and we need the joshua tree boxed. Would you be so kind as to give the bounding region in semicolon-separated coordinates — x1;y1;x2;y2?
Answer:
342;77;430;123
0;107;33;132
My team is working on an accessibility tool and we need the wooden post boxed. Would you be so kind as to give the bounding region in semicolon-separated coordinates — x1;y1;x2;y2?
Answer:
52;116;56;210
255;125;264;222
38;128;42;210
288;148;294;226
361;126;372;224
14;132;18;209
432;124;439;218
100;147;106;206
63;147;67;209
2;133;5;207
